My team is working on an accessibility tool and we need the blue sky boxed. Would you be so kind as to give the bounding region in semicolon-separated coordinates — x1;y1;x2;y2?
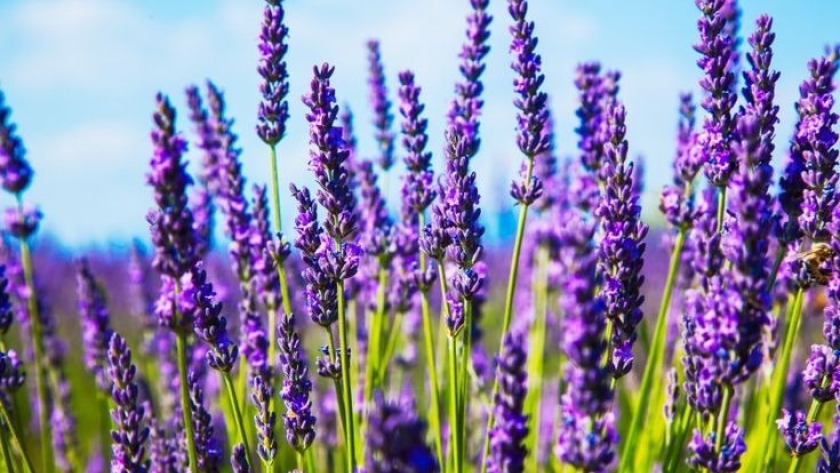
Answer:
0;0;838;247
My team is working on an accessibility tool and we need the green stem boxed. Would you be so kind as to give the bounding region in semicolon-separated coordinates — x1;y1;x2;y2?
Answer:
419;210;445;471
223;371;253;468
17;234;52;473
458;299;473;465
337;281;357;472
763;287;805;470
97;391;111;465
268;144;283;234
364;267;388;411
0;403;31;473
619;229;685;472
716;186;727;233
1;421;16;473
767;247;787;293
176;332;199;473
714;384;733;452
447;334;462;473
378;311;404;377
524;246;550;473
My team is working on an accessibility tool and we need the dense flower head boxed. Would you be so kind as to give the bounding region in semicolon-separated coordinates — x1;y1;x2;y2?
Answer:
147;93;198;278
231;444;252;473
257;0;290;145
250;374;277;462
574;62;618;183
4;204;41;239
688;422;746;472
508;0;550;207
185;84;221;196
250;184;283;314
277;313;316;451
398;70;436;220
742;15;780;164
695;0;738;186
779;50;839;246
0;265;11;335
803;344;840;402
108;333;150;473
595;98;648;378
0;349;25;392
365;391;439;473
486;330;529;473
777;408;822;456
661;93;700;229
189;371;222;473
303;63;358;242
189;264;238;372
76;258;114;391
357;159;394;258
0;89;33;195
367;40;396;171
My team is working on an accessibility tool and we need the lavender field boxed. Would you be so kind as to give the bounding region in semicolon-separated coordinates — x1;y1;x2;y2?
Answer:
1;0;840;472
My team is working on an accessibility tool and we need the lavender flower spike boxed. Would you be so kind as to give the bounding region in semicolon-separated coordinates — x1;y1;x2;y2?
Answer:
108;333;150;473
147;93;197;280
0;89;33;195
777;409;822;456
277;313;316;452
486;330;529;473
189;264;238;373
231;445;252;473
366;391;439;473
688;422;746;472
76;258;114;391
257;0;290;146
188;372;222;473
695;0;738;186
367;40;396;171
251;374;277;463
508;0;550;206
596;98;648;378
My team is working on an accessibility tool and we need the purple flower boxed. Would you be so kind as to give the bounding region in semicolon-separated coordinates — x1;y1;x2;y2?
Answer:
574;63;619;187
661;93;699;229
507;0;549;206
0;89;33;195
0;349;25;392
188;371;222;473
367;40;396;171
189;265;238;373
250;374;277;462
190;184;214;258
486;330;529;473
664;368;680;423
688;422;745;472
257;0;290;145
147;93;197;279
231;444;252;473
365;391;439;473
108;333;150;473
4;204;41;239
250;184;283;315
595;98;648;378
0;265;14;335
803;344;840;402
277;313;316;452
397;70;436;225
695;0;738;186
779;51;839;249
777;409;822;456
76;258;114;391
186;84;221;196
357;159;394;259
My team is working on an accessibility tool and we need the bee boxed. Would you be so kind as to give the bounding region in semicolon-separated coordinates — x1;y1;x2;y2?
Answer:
795;242;834;286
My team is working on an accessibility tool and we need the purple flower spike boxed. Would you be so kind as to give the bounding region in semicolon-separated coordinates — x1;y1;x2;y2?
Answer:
257;0;290;145
398;70;436;224
0;265;12;335
688;422;746;472
0;349;25;392
596;98;648;378
108;333;150;473
302;63;358;243
0;89;33;195
188;371;222;473
486;330;529;473
189;264;238;373
4;204;42;240
250;184;283;314
231;444;252;473
661;93;699;229
508;0;550;206
365;391;439;473
186;84;221;195
76;258;114;391
367;40;396;171
147;93;197;279
695;0;738;186
277;313;316;452
777;409;822;456
250;374;277;462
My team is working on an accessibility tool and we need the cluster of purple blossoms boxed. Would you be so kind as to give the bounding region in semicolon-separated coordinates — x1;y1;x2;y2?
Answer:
0;90;33;195
108;333;151;473
188;371;222;472
257;0;290;146
486;330;529;473
365;391;439;473
695;0;739;186
660;93;701;231
250;373;277;462
76;259;114;391
189;264;238;373
688;422;746;472
574;62;620;190
277;313;316;451
777;409;822;456
366;40;396;172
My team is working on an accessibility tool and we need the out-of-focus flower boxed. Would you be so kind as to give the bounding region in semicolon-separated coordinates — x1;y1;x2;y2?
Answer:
365;391;439;473
76;258;114;391
777;409;822;456
366;40;395;171
688;422;746;472
486;330;529;473
0;89;33;195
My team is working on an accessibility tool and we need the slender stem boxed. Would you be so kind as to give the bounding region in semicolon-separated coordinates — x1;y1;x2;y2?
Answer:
268;144;283;234
714;384;733;452
364;267;388;411
296;451;305;473
176;332;199;473
524;246;550;473
1;421;17;473
619;229;685;472
325;326;348;439
222;371;253;467
458;299;473;466
447;334;462;473
418;212;445;470
17;235;52;473
763;287;805;470
378;311;404;376
716;186;727;233
337;281;357;472
767;247;787;293
0;403;31;473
